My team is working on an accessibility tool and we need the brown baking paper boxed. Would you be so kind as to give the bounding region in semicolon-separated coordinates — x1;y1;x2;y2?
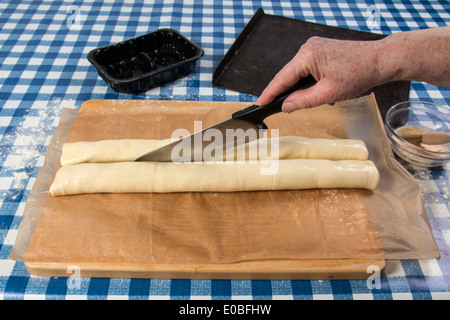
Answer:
9;95;439;265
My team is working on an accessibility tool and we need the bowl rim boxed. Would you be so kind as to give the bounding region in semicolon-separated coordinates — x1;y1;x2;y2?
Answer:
385;100;450;156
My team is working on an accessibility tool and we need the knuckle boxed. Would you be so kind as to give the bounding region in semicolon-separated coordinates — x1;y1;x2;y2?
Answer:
305;36;326;47
299;36;325;56
307;36;323;43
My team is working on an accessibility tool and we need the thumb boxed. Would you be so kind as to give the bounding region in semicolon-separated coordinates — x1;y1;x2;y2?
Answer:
281;80;334;112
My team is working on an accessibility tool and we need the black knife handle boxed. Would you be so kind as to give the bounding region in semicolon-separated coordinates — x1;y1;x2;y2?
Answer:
231;75;317;128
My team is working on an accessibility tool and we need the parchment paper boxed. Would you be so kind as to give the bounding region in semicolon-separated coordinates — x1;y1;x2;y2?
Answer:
9;95;440;265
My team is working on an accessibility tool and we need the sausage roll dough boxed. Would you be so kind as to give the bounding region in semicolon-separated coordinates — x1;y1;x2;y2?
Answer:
50;159;379;196
59;136;369;166
50;137;379;196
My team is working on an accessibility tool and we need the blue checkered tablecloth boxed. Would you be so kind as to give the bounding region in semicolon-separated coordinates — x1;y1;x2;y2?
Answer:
0;0;449;301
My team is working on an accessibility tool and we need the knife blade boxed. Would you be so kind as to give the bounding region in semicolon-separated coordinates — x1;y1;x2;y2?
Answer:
134;75;316;162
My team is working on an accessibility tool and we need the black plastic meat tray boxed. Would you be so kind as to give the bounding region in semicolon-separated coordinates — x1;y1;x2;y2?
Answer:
88;28;204;94
213;8;410;119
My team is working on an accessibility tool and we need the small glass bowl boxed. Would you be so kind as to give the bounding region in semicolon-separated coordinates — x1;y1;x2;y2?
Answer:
385;101;450;167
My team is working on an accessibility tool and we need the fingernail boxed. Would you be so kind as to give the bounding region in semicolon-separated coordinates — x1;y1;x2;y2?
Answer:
282;103;295;113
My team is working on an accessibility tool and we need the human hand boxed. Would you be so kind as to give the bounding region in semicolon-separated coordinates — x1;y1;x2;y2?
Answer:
256;36;384;112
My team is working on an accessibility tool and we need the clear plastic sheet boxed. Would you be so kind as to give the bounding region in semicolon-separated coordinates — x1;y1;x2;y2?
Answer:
9;95;439;265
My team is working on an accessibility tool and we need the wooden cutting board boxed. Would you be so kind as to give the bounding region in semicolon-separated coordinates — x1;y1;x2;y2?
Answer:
24;99;386;280
26;259;385;280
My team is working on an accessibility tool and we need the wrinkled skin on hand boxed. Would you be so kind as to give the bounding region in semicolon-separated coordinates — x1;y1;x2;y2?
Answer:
257;36;383;112
256;27;450;113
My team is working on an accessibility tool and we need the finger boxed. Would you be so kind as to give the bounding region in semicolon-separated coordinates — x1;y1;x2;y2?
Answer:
281;81;333;112
256;60;307;106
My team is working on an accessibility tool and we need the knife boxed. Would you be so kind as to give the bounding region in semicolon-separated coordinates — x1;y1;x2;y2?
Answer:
135;75;317;162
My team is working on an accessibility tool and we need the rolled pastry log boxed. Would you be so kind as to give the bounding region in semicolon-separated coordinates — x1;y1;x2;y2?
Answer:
60;136;369;166
49;159;380;196
243;136;368;161
60;139;172;166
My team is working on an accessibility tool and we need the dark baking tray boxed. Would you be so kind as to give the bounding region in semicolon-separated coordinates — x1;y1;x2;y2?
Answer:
213;8;410;119
88;28;204;94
